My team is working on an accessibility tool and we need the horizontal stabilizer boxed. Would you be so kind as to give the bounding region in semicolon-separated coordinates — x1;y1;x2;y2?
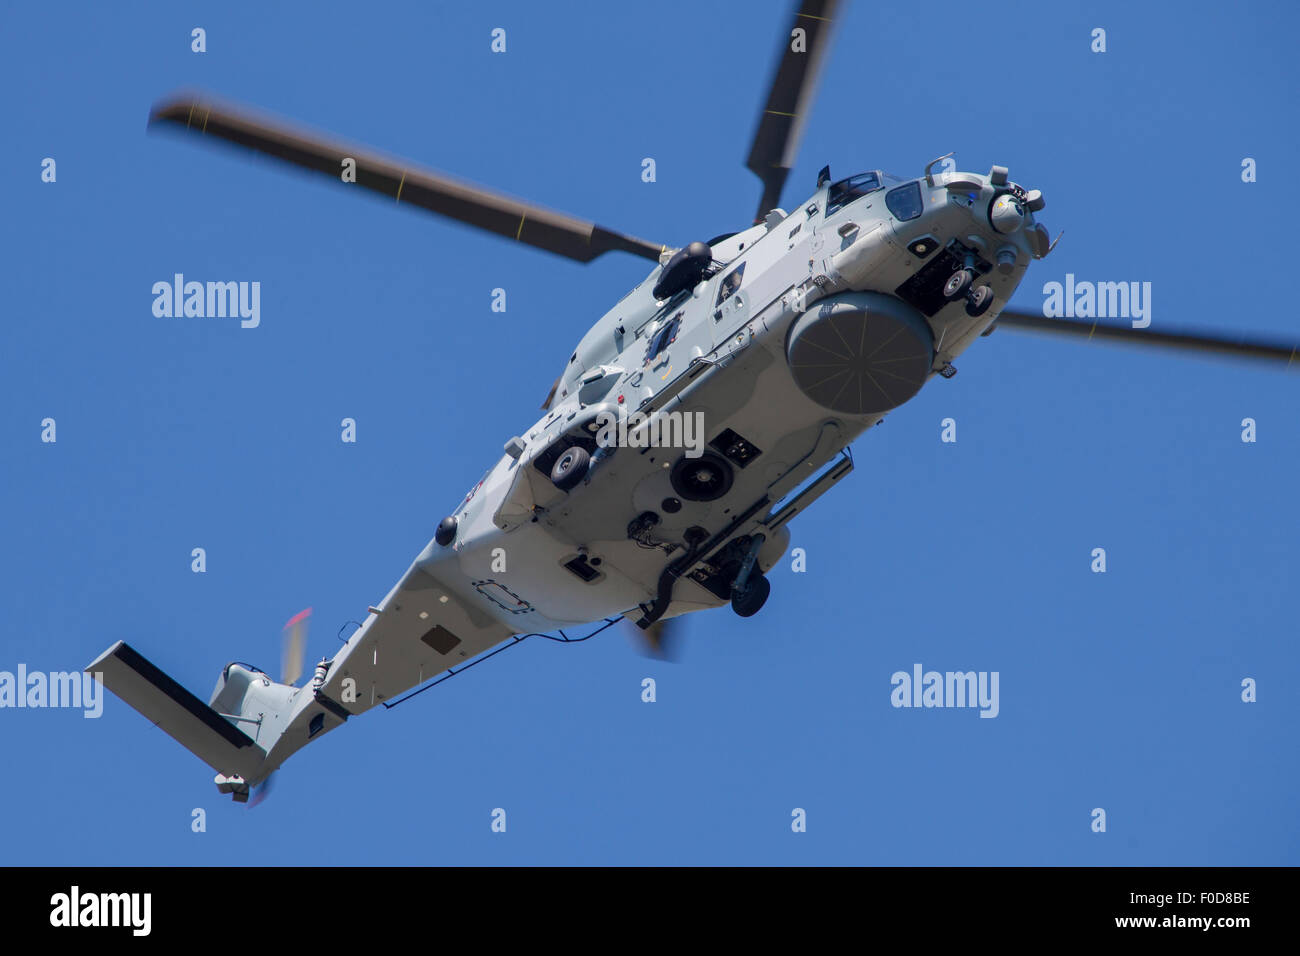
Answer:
86;641;265;779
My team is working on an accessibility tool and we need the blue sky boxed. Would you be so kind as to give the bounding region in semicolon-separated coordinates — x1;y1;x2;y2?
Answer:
2;0;1297;865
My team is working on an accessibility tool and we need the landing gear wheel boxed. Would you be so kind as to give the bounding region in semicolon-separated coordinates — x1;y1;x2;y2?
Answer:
550;445;590;491
943;268;974;300
669;451;734;502
731;573;770;618
965;284;994;317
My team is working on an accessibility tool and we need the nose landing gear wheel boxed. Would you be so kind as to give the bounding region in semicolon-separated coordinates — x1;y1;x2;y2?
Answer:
965;284;994;317
943;268;974;300
731;573;770;618
550;445;591;491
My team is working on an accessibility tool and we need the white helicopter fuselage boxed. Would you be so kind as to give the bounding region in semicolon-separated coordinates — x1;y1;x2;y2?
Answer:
86;165;1045;794
412;166;1041;636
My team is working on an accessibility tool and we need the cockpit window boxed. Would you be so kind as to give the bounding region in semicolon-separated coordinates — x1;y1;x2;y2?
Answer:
826;172;881;214
715;262;745;306
885;181;923;221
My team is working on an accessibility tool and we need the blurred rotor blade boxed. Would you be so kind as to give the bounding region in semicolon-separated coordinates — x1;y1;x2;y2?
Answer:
248;772;274;807
623;616;681;661
745;0;842;222
995;310;1300;369
281;608;311;687
541;375;562;411
149;95;666;264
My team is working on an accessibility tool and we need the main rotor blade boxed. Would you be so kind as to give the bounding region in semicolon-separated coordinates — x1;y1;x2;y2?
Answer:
540;375;562;411
149;96;666;264
745;0;841;222
995;310;1299;369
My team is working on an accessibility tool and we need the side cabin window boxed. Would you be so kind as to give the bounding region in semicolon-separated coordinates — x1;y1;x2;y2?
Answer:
715;262;746;306
825;172;881;215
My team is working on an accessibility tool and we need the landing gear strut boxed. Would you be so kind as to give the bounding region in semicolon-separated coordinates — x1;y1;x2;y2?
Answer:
730;533;770;618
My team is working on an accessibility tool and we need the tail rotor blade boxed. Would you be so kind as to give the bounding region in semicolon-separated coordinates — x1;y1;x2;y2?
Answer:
248;772;275;807
281;608;311;687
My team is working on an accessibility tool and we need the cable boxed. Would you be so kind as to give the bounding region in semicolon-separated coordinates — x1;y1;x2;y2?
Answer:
381;617;624;710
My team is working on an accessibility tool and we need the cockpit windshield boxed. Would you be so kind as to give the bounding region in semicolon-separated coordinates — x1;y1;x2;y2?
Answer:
826;172;881;214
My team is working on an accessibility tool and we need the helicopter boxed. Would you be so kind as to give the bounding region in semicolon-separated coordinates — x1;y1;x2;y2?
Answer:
85;0;1298;803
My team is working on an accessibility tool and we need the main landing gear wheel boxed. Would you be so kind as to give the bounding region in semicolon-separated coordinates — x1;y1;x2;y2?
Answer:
965;284;994;317
943;268;974;300
550;445;590;491
731;573;770;618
